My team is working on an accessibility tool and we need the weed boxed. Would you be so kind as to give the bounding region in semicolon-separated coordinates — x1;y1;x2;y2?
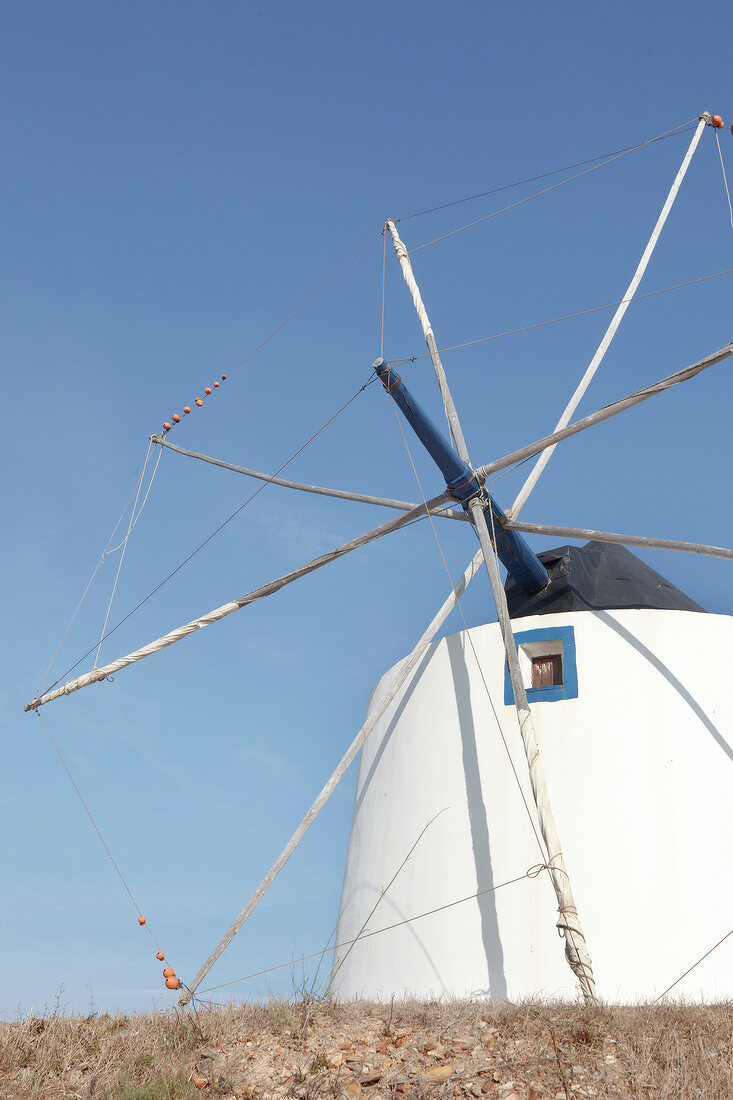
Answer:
212;1075;235;1094
266;1002;292;1035
106;1016;130;1033
112;1075;193;1100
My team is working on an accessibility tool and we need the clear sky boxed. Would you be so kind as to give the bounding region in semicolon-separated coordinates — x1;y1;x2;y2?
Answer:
3;0;733;1015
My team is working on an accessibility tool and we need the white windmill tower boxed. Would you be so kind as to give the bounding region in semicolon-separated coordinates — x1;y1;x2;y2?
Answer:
26;111;733;1005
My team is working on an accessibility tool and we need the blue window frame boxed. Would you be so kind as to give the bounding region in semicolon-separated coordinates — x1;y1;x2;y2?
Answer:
504;624;578;704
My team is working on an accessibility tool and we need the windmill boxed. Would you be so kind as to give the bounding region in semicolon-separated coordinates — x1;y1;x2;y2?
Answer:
25;111;733;1005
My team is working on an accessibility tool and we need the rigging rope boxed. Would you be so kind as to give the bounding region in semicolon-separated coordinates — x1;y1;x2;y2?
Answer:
159;233;382;436
93;441;154;668
380;228;387;359
35;444;163;699
40;379;374;697
408;123;697;254
26;488;453;711
654;925;733;1001
715;130;733;229
35;709;181;983
396;119;699;221
389;266;733;365
194;863;550;997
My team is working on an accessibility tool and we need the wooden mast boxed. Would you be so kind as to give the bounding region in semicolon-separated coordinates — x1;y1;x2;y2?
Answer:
383;225;598;1000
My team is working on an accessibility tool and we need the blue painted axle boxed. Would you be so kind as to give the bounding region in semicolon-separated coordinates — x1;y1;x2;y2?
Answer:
374;358;549;596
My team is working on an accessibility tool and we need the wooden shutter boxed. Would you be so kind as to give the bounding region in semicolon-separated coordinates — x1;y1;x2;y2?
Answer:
531;654;563;688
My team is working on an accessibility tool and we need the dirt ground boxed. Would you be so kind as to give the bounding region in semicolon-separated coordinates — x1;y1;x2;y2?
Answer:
1;998;731;1100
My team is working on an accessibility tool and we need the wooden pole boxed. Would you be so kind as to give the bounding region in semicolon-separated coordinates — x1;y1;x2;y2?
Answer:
509;113;711;520
376;235;598;998
151;435;468;521
503;520;733;561
385;219;471;464
24;491;454;713
178;549;484;1006
378;223;599;996
468;500;597;1002
473;342;733;484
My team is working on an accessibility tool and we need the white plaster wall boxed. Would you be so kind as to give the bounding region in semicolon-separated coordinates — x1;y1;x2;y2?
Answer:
332;610;733;1002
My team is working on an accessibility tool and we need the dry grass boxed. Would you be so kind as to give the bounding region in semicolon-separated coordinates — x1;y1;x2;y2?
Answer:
0;998;731;1100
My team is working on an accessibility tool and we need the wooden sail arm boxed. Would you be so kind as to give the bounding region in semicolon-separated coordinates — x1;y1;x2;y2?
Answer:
504;521;733;561
24;492;453;713
385;218;471;462
509;112;711;519
474;342;733;484
150;435;469;521
177;549;485;1006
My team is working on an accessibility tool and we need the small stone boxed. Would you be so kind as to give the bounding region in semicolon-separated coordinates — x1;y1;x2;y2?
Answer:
344;1084;361;1098
497;1084;518;1099
450;1035;474;1050
192;1076;209;1090
423;1065;454;1079
361;1073;383;1086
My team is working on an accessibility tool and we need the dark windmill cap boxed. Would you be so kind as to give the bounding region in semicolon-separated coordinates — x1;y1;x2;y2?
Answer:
505;541;706;619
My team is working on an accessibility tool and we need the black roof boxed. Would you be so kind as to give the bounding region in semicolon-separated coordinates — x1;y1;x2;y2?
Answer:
505;540;706;618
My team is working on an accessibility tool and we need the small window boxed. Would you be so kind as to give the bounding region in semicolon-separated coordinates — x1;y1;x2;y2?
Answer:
518;637;564;692
504;626;578;704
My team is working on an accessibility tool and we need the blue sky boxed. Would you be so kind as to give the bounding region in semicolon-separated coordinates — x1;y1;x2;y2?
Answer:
3;0;733;1015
